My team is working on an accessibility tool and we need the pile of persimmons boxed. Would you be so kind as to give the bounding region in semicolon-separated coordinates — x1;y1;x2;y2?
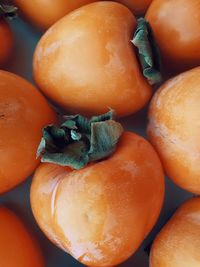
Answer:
1;0;200;267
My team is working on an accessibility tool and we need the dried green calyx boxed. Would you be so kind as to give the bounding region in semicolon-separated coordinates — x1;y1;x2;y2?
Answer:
132;18;162;85
0;4;17;19
37;110;124;170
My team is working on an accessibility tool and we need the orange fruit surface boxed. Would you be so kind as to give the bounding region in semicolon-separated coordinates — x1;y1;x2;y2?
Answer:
31;132;164;266
14;0;153;30
150;197;200;267
146;0;200;72
117;0;152;14
14;0;95;30
148;67;200;194
0;18;13;66
33;2;152;118
0;206;44;267
0;70;56;194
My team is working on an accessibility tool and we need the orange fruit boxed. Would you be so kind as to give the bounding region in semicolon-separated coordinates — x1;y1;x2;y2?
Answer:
117;0;152;14
0;70;56;194
31;132;164;266
150;197;200;267
14;0;153;30
14;0;95;30
146;0;200;72
0;18;13;66
33;2;152;118
0;206;44;267
148;67;200;194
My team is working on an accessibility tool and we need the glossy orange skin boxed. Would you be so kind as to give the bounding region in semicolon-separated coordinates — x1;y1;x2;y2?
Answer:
14;0;95;30
0;206;44;267
146;0;200;73
148;67;200;194
14;0;153;30
31;132;164;267
0;19;13;66
150;197;200;267
117;0;152;14
0;71;56;194
33;2;152;118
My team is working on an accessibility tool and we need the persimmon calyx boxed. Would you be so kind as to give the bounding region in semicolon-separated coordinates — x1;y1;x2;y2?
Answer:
37;110;124;170
0;4;18;19
132;18;162;85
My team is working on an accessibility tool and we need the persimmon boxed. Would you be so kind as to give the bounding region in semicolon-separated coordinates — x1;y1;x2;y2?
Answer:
33;2;161;118
146;0;200;72
148;67;200;194
31;112;164;267
150;197;200;267
0;70;56;194
13;0;95;30
0;206;44;267
0;4;17;66
117;0;152;15
14;0;153;30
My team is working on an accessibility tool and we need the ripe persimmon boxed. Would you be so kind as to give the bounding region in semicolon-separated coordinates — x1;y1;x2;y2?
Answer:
0;71;56;194
146;0;200;72
0;19;13;65
0;206;44;267
148;67;200;194
14;0;153;30
150;197;200;267
31;111;164;267
117;0;152;15
0;4;17;66
33;2;161;117
14;0;95;30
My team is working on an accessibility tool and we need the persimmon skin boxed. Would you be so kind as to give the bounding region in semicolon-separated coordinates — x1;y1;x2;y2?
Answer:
0;71;56;194
33;2;152;118
117;0;152;15
31;132;164;267
14;0;152;30
150;197;200;267
146;0;200;73
14;0;95;30
148;67;200;194
0;206;44;267
0;18;13;66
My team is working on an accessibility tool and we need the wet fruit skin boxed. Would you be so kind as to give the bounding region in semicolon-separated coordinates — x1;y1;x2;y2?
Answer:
31;132;164;267
146;0;200;73
0;71;56;194
150;197;200;267
117;0;152;15
148;67;200;194
0;18;13;66
33;2;152;118
14;0;95;30
0;206;44;267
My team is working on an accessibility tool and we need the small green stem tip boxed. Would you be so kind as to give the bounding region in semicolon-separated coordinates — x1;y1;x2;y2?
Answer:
37;110;124;170
131;18;162;85
0;4;17;19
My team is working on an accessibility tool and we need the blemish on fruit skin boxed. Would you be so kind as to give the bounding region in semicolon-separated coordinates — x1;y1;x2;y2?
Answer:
67;241;106;262
148;118;178;145
155;74;184;109
68;9;85;20
186;212;200;225
118;160;139;175
148;117;200;160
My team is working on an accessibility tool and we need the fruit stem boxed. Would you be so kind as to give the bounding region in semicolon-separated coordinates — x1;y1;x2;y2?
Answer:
37;110;124;170
131;18;162;85
0;4;17;19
